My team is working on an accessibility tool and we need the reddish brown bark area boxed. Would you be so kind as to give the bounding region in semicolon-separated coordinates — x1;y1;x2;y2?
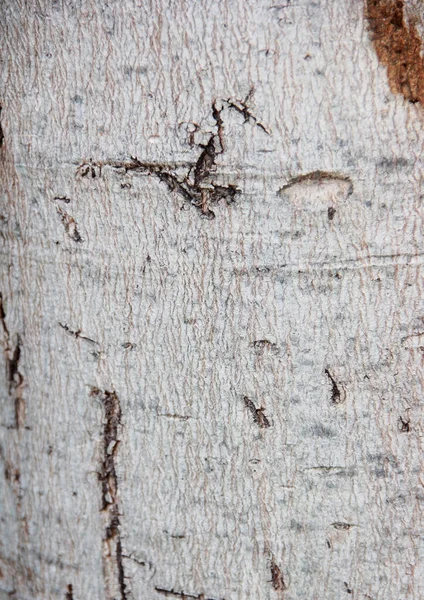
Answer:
366;0;424;105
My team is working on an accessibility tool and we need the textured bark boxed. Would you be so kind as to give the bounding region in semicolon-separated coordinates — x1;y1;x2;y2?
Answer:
1;1;424;599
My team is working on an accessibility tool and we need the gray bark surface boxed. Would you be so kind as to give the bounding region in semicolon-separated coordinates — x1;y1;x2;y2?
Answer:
0;1;423;599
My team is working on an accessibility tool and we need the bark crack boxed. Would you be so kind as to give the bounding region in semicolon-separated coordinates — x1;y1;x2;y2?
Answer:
76;101;245;219
0;292;25;428
155;587;225;600
90;387;127;600
0;105;4;147
243;396;271;428
225;88;271;135
59;322;98;345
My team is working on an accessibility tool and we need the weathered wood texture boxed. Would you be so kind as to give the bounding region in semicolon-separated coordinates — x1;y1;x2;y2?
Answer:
1;1;423;599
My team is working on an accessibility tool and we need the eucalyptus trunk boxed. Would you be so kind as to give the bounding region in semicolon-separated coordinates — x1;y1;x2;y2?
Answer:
1;1;423;599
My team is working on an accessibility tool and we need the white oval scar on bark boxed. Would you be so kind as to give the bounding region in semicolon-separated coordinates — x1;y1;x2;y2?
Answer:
278;171;353;210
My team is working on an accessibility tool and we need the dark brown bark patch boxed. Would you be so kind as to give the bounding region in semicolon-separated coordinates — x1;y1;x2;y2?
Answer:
365;0;424;105
243;396;271;428
270;558;287;594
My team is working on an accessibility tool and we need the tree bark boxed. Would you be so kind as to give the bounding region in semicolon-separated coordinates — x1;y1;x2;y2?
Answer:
1;1;423;599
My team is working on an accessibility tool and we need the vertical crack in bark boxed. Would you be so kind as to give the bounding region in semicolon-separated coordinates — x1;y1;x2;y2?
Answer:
270;557;287;597
90;387;127;600
365;0;424;106
148;102;236;219
0;292;24;428
0;105;4;147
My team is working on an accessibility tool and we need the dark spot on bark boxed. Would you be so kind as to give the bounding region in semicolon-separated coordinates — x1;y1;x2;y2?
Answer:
252;339;279;355
332;522;353;530
324;369;344;404
374;467;386;478
289;519;304;532
65;583;74;600
77;160;98;178
310;423;336;438
398;415;410;432
4;466;20;483
365;0;424;105
164;530;186;539
344;582;353;594
122;342;136;350
377;156;410;169
328;206;336;220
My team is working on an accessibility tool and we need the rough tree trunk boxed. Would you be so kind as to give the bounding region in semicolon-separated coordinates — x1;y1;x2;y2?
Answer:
1;1;423;599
